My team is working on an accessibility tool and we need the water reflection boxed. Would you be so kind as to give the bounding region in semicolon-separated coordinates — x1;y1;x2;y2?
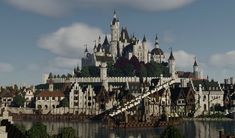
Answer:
15;120;235;138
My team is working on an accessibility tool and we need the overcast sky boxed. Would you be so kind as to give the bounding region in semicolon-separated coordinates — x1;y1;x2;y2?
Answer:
0;0;235;85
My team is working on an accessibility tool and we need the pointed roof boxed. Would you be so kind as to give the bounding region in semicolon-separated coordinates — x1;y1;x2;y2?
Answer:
84;45;88;52
111;10;119;25
169;49;175;60
142;35;147;42
103;35;109;45
194;57;198;66
155;34;159;48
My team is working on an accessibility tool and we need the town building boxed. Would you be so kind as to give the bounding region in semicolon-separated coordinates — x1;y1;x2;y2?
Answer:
190;79;224;116
69;81;98;115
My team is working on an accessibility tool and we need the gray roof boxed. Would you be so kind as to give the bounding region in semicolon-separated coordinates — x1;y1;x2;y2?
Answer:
151;48;164;55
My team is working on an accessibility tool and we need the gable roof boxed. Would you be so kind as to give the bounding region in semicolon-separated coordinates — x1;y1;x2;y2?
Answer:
37;91;64;97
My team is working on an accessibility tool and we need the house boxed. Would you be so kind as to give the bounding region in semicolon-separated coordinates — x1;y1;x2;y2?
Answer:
0;91;14;107
171;87;195;117
190;79;224;116
35;91;64;110
23;88;34;107
69;81;98;115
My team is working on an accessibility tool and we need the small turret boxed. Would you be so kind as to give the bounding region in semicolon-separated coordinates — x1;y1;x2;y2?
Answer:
155;34;160;48
168;48;176;78
84;44;88;57
193;57;200;79
142;35;147;43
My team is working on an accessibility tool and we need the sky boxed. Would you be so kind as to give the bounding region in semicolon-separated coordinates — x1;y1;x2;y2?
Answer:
0;0;235;85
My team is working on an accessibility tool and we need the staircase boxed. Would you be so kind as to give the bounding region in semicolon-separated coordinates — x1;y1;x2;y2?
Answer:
109;79;175;117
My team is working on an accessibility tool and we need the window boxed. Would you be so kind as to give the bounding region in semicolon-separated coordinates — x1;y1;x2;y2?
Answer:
74;90;79;95
46;97;49;100
203;95;206;102
74;102;78;106
74;96;78;100
52;97;55;100
88;96;91;100
88;102;91;106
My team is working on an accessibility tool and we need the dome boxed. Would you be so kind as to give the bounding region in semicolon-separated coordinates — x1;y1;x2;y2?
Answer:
151;48;164;55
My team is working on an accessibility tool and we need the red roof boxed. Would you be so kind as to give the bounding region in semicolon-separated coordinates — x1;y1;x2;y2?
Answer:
37;91;64;97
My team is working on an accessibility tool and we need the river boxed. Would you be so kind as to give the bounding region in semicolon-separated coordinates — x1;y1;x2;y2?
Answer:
14;120;235;138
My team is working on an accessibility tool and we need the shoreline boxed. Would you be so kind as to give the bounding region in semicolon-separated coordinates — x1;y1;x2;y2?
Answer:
182;118;234;121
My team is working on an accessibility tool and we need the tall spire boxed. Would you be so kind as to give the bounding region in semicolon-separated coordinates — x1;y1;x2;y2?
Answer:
194;57;198;66
113;10;117;18
142;35;147;42
98;36;101;44
169;48;175;60
155;34;159;48
84;44;88;53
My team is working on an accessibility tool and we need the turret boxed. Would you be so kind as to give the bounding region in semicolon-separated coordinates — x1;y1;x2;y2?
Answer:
155;34;160;48
110;10;120;58
84;44;88;57
193;57;200;79
168;48;176;78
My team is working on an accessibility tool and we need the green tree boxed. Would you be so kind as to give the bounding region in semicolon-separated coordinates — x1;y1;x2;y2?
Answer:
26;122;49;138
13;95;26;107
60;98;69;107
60;127;75;138
15;124;26;134
88;66;100;77
139;64;147;80
160;125;184;138
80;66;90;77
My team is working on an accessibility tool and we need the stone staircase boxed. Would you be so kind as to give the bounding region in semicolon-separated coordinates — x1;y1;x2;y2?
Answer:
109;79;175;117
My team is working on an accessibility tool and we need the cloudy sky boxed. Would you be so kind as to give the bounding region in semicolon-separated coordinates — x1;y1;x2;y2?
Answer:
0;0;235;85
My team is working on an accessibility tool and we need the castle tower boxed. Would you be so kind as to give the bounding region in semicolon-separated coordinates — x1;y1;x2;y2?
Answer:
48;80;54;92
110;10;120;59
84;44;88;57
193;57;200;79
151;34;165;63
100;62;108;91
155;35;160;48
168;49;176;78
142;35;148;63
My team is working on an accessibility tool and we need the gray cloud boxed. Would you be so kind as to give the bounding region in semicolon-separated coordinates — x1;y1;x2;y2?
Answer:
0;62;14;73
5;0;196;17
209;50;235;69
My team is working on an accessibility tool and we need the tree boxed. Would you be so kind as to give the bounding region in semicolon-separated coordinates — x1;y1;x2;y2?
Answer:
60;98;69;107
60;127;75;138
13;95;26;107
88;66;100;77
160;125;184;138
26;122;49;138
139;64;147;80
130;56;140;71
15;124;26;134
80;66;90;77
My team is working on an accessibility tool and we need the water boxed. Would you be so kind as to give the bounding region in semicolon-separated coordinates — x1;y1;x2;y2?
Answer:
15;120;235;138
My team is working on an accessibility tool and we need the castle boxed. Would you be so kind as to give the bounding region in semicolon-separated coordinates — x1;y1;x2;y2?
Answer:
82;11;165;67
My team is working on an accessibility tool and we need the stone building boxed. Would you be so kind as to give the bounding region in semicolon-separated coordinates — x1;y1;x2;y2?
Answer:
190;79;224;116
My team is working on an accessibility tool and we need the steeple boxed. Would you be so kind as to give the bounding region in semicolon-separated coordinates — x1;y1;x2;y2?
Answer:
168;48;175;60
193;57;198;66
142;35;147;42
155;34;160;48
84;44;88;57
113;10;117;18
85;44;88;53
98;36;101;44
